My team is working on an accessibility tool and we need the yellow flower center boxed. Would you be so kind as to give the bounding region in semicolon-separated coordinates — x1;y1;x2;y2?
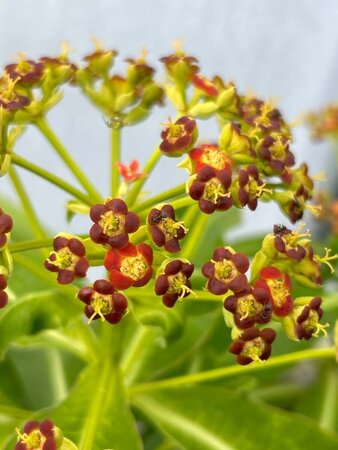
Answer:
159;218;188;240
169;124;185;139
203;178;229;204
201;147;229;170
49;248;78;270
120;255;147;280
88;293;113;323
213;259;237;282
242;337;265;361
237;294;262;319
99;211;125;237
16;428;43;449
267;279;289;308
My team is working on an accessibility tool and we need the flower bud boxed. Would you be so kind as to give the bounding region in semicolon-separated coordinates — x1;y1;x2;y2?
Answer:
218;123;255;164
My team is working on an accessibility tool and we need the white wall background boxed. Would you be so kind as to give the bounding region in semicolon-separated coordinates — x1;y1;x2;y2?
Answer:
1;0;337;238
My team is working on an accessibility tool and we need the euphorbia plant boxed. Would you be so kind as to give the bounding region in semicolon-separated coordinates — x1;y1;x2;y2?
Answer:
1;44;338;449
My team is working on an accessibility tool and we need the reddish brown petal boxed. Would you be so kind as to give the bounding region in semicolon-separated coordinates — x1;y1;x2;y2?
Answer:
155;274;170;295
151;226;166;247
261;266;281;279
216;196;233;211
0;275;7;290
242;327;260;341
260;328;276;344
106;198;128;214
75;258;89;277
53;236;68;251
223;295;237;313
198;166;215;182
125;212;140;233
90;204;107;222
77;287;94;303
237;355;253;365
228;340;244;354
39;419;54;437
232;253;249;273
162;204;176;218
84;305;99;321
68;238;85;257
0;214;13;233
0;233;7;248
57;269;75;284
199;199;215;214
108;232;129;249
23;421;39;434
228;274;248;293
182;263;194;278
119;243;138;258
94;279;113;295
189;182;204;200
112;293;128;313
90;223;107;244
0;291;8;308
164;238;181;253
164;260;182;275
213;247;232;261
162;293;179;308
201;261;215;278
208;278;228;295
44;260;59;272
105;311;123;324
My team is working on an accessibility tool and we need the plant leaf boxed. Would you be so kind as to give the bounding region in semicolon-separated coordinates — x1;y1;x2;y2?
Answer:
132;386;338;450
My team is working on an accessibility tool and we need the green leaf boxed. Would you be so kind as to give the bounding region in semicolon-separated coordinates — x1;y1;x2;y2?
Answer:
50;361;142;450
0;290;81;358
132;386;338;450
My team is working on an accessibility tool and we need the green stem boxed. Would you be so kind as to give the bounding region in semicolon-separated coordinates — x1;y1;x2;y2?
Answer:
111;127;121;197
8;166;46;240
319;364;338;430
9;235;88;254
126;147;162;206
11;153;93;206
36;117;102;203
128;347;336;396
169;196;195;211
134;183;187;213
183;212;209;259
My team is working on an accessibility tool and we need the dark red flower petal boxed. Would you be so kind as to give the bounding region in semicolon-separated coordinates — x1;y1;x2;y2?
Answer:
90;204;107;222
201;261;215;278
162;293;179;308
237;355;253;365
0;214;13;233
105;311;123;324
57;269;75;284
182;263;194;278
78;287;94;303
0;274;7;290
260;328;276;344
155;274;170;295
228;274;248;293
109;270;133;290
261;266;281;279
198;199;215;214
106;198;128;214
68;238;85;257
39;419;54;437
150;225;166;247
112;293;128;313
228;340;244;355
164;238;181;253
107;232;128;249
189;182;204;200
23;421;39;434
90;223;107;244
232;253;249;273
125;212;140;233
53;236;68;251
137;243;153;265
164;259;183;275
104;250;121;271
119;243;138;258
242;327;260;341
74;258;89;277
94;279;114;295
208;278;228;295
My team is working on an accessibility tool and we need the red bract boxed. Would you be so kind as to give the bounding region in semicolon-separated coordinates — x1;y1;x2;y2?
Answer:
202;246;249;295
159;116;198;157
105;243;153;290
189;166;233;214
228;327;276;365
189;144;232;173
254;266;293;316
78;279;128;324
89;198;140;249
155;259;194;307
224;287;273;329
116;160;145;183
44;235;89;284
0;208;13;248
15;419;58;450
191;74;218;97
148;204;187;253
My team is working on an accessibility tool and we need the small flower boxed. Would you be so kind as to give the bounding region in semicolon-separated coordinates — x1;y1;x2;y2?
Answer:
0;71;30;111
254;266;293;317
228;327;276;365
0;208;13;249
160;49;199;83
125;51;155;86
257;133;295;175
202;246;249;295
291;297;328;340
89;198;140;249
189;166;233;214
104;242;153;290
116;160;145;183
275;185;320;224
234;165;269;211
83;48;118;75
44;235;89;284
148;204;187;253
191;74;218;97
78;279;128;324
189;144;232;173
155;259;194;307
241;97;289;135
159;116;198;157
5;57;44;86
224;287;273;329
0;274;8;308
15;419;63;450
272;223;308;261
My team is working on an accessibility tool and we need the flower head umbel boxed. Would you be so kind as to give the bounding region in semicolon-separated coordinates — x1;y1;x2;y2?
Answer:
224;287;273;329
148;204;187;253
90;198;140;249
0;273;8;308
44;235;89;284
0;208;13;249
283;296;328;341
202;246;249;295
254;266;293;317
189;144;232;173
15;419;63;450
228;327;276;365
116;160;145;183
105;242;153;290
159;116;198;157
155;259;194;307
189;166;233;214
78;279;128;324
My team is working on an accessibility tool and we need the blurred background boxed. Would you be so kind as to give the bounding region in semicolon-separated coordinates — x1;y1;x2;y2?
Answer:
1;0;338;237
